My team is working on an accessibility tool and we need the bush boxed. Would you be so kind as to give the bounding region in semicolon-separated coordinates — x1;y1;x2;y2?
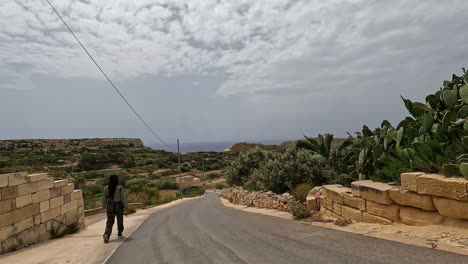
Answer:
181;186;205;197
289;202;311;218
207;173;221;180
215;183;226;189
180;162;192;172
153;178;179;190
291;183;313;202
225;147;276;186
252;147;335;194
243;180;261;192
126;178;150;193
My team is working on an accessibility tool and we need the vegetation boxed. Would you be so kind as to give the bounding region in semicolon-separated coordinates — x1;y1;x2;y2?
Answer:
225;147;335;194
181;186;205;197
289;201;311;218
225;69;468;196
291;184;313;203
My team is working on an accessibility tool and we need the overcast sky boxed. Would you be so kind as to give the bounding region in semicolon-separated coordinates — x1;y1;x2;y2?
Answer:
1;0;468;146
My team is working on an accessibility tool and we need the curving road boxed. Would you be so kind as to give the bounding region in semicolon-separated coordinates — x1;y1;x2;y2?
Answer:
107;192;467;264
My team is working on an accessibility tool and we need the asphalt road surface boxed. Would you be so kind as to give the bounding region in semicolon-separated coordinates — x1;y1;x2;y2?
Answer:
107;192;467;264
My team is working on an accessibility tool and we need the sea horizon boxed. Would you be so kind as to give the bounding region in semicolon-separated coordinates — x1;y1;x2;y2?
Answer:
148;139;296;153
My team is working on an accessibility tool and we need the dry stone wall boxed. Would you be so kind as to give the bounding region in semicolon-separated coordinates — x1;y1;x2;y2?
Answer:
0;138;144;151
221;187;296;212
310;172;468;228
0;172;85;254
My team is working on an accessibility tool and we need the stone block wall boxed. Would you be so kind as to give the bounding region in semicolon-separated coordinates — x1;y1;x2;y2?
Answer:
221;187;296;212
0;172;85;254
313;172;468;228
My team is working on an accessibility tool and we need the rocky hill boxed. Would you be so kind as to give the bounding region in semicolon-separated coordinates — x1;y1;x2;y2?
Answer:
0;138;144;151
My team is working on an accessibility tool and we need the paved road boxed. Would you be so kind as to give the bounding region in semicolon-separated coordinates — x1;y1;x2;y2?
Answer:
107;192;467;264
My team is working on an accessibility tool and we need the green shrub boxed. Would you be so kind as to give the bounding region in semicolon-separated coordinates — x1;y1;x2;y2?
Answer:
225;147;277;186
126;178;150;193
207;173;221;180
243;180;261;192
215;183;226;189
289;202;311;218
291;183;313;202
155;178;179;190
181;186;205;197
252;147;335;194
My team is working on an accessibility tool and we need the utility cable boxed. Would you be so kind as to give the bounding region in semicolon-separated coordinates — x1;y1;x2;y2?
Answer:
44;0;175;152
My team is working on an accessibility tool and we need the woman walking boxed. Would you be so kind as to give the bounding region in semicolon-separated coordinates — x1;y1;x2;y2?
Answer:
102;174;128;243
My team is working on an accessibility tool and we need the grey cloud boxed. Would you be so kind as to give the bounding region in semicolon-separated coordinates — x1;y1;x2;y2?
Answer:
1;0;468;144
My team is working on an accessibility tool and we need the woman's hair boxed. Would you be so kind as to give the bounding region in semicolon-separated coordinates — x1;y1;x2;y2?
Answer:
108;175;120;200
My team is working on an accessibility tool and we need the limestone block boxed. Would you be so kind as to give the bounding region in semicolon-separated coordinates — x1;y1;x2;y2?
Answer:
63;193;71;204
0;199;13;214
333;202;342;216
366;201;400;221
341;205;363;222
37;178;55;191
362;212;393;225
323;185;350;204
17;228;39;246
306;195;319;211
416;174;468;201
41;207;61;223
351;181;394;205
32;189;50;203
26;173;48;183
37;222;50;242
63;209;79;225
33;214;41;225
18;182;39;196
50;196;64;209
433;197;468;220
40;200;50;212
0;225;14;241
62;183;75;195
16;194;33;208
400;172;424;192
1;186;18;200
54;179;68;188
71;190;83;201
78;206;84;216
342;193;366;211
8;172;27;186
0;203;39;228
77;198;84;207
388;188;436;211
50;187;62;198
61;200;78;214
0;174;8;188
1;237;19;254
400;207;445;226
442;218;468;229
14;217;34;233
350;180;373;197
322;198;333;210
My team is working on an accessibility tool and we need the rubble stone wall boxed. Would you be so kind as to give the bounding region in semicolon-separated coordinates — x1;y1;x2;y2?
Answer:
0;172;85;254
310;173;468;228
220;187;296;212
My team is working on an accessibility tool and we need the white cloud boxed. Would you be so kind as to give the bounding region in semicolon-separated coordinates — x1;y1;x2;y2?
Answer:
0;0;467;99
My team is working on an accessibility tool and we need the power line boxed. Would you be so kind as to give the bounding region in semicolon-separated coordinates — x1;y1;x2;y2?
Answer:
44;0;175;152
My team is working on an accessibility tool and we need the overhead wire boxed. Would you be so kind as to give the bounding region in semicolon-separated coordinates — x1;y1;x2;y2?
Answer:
44;0;176;152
